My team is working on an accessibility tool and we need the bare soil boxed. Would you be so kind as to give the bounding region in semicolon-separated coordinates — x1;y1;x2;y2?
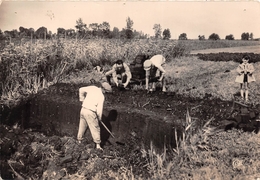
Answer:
1;83;260;179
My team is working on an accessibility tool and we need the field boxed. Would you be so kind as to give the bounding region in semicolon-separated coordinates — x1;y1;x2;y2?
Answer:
0;39;260;179
190;45;260;54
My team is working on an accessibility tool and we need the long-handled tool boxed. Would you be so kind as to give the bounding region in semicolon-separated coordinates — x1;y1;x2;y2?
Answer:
99;118;115;138
95;112;125;146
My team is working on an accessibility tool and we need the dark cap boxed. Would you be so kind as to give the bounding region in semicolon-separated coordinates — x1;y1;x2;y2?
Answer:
115;59;123;65
243;54;250;60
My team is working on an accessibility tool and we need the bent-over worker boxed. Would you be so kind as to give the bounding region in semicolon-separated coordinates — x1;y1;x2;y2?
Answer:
143;54;167;92
77;82;112;150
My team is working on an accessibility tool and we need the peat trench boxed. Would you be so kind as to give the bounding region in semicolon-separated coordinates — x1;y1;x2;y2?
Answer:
1;83;260;179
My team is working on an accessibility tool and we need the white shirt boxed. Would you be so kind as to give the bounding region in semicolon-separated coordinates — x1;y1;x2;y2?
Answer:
150;55;166;74
79;86;104;119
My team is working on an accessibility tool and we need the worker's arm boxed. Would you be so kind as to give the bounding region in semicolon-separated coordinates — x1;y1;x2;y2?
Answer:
112;71;119;86
105;64;119;86
96;97;104;121
248;64;255;74
79;87;89;102
151;55;166;82
236;65;244;75
155;63;166;81
105;64;116;77
123;64;132;87
105;63;116;76
145;70;150;90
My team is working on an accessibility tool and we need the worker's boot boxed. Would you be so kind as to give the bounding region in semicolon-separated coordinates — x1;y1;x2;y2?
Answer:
162;85;166;92
96;143;103;151
152;82;156;91
162;78;166;92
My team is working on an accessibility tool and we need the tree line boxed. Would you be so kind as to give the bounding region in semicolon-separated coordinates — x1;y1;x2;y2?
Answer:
0;17;257;41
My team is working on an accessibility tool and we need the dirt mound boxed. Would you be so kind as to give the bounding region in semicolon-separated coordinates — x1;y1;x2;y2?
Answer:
0;125;146;179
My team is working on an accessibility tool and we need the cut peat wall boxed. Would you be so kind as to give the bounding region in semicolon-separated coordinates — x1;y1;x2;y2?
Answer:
1;93;178;150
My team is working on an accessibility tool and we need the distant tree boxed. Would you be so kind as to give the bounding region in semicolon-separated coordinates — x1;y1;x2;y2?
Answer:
35;27;48;39
125;17;134;39
153;24;162;39
162;29;171;40
132;30;139;39
0;29;6;40
4;31;11;41
19;26;28;38
13;29;19;38
4;29;19;39
225;34;234;40
208;33;220;40
89;23;99;37
198;35;205;40
126;17;134;30
4;31;13;43
125;29;133;39
110;27;120;39
179;33;188;40
99;21;110;38
57;28;66;38
28;28;35;38
249;33;254;40
120;29;126;39
241;32;249;40
19;26;24;32
66;29;76;38
133;30;148;39
19;26;26;34
19;27;34;38
75;18;87;37
141;31;149;39
100;22;110;32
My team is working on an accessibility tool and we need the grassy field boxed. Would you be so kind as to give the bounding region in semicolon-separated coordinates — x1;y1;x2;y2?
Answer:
63;54;260;103
132;120;260;180
182;39;260;51
165;56;260;102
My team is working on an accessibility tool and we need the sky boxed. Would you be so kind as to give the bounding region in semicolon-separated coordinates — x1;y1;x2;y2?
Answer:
0;1;260;39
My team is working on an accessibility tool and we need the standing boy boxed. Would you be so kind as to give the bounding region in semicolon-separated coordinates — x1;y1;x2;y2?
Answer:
235;54;255;102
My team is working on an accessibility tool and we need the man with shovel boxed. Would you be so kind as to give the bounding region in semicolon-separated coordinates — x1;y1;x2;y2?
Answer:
77;82;112;150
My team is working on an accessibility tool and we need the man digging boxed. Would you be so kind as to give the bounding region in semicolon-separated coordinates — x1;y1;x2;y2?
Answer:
77;82;112;150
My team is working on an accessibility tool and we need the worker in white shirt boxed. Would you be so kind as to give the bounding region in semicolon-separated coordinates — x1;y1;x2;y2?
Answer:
77;82;112;150
143;54;167;92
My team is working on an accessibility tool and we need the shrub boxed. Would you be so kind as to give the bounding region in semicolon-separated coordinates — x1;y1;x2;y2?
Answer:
208;33;220;40
196;53;260;63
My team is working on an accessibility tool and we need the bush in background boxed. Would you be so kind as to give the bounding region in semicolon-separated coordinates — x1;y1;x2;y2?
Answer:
197;53;260;63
